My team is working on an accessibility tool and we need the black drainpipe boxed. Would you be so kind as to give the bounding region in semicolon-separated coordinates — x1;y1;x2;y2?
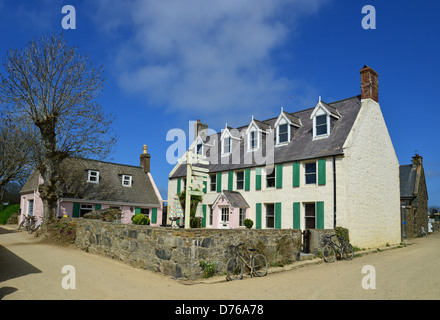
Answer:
333;156;337;229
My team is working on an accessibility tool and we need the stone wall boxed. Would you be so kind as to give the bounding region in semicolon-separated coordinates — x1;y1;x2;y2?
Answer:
69;218;302;280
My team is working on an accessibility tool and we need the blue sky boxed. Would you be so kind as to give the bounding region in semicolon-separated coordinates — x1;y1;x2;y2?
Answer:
1;0;439;208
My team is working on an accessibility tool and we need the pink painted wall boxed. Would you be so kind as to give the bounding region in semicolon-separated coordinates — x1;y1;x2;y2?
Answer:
212;195;248;229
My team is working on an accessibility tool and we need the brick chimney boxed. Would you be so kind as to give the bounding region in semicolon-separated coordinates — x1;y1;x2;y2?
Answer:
360;65;379;102
140;145;151;173
412;154;423;169
194;119;208;141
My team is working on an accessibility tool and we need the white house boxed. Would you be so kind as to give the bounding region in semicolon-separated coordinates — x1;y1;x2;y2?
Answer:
168;66;401;248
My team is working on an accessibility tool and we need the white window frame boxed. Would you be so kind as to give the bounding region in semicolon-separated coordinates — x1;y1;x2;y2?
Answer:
247;128;259;151
312;110;330;140
275;116;291;146
122;174;132;187
27;199;34;216
87;170;100;183
221;135;232;156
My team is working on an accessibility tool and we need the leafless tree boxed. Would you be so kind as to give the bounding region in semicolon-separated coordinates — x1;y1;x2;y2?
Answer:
0;119;33;201
0;33;117;225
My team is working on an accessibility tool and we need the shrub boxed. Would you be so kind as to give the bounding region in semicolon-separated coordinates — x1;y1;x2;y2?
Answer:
243;218;253;229
131;214;150;225
199;260;216;278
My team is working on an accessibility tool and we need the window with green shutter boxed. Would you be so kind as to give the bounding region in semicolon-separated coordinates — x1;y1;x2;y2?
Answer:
216;172;222;193
202;205;207;227
276;165;283;189
318;159;326;186
317;201;324;229
275;202;282;229
292;162;300;187
256;203;262;229
255;168;262;191
293;202;301;229
135;207;141;215
228;171;233;191
244;169;250;191
177;178;181;194
152;208;157;223
72;203;80;218
95;204;101;211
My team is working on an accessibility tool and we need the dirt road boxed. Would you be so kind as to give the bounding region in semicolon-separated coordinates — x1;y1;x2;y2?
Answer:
1;224;439;300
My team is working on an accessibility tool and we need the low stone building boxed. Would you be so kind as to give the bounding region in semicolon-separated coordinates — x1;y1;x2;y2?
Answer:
400;154;429;239
20;146;163;226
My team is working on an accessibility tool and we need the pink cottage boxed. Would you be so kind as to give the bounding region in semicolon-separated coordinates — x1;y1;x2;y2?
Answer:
19;146;163;226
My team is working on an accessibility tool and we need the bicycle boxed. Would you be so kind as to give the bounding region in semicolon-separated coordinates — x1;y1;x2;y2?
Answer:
28;217;43;234
322;234;354;263
226;243;268;281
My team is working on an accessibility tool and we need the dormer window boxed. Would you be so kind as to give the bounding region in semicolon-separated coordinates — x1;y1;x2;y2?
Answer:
278;122;289;144
122;174;132;187
246;117;267;152
315;115;328;136
249;130;258;150
310;97;341;140
87;170;99;183
274;107;301;146
222;136;231;155
196;137;204;155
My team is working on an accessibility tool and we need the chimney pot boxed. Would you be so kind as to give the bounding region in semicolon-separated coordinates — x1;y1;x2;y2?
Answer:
360;65;379;102
140;145;151;173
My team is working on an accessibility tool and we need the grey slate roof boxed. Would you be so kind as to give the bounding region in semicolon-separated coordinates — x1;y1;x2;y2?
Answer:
400;164;417;199
171;95;362;178
20;157;161;207
215;190;250;208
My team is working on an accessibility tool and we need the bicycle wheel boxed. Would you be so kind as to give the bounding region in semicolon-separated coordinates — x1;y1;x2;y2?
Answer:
322;244;336;263
28;221;35;234
18;220;25;230
252;254;268;277
226;258;243;281
342;243;354;260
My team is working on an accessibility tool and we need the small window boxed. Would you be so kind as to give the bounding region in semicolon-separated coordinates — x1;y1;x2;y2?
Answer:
305;203;316;229
223;136;231;155
249;130;258;150
210;174;216;192
28;199;34;216
80;204;93;217
87;170;99;183
141;208;150;218
266;169;276;188
236;171;244;190
239;208;246;226
305;163;317;185
122;175;132;187
278;123;289;144
266;204;275;228
315;115;328;136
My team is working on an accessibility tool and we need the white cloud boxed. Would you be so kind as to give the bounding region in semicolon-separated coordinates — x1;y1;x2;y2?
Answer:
93;0;328;126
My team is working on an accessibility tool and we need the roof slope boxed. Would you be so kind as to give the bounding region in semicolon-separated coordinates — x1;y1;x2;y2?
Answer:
171;95;362;178
399;164;417;199
21;157;161;207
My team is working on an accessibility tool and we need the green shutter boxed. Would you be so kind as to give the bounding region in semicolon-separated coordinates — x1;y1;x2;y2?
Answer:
72;202;80;218
94;204;101;211
317;201;324;229
244;169;251;191
256;203;262;229
318;159;326;186
293;202;301;229
228;171;233;191
177;178;181;194
203;181;207;194
276;165;283;189
152;208;157;223
275;202;282;229
135;207;141;214
216;172;222;193
255;168;262;191
292;162;300;187
202;204;207;227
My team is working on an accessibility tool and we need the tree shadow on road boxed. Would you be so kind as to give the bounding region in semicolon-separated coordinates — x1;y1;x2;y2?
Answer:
0;244;42;285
